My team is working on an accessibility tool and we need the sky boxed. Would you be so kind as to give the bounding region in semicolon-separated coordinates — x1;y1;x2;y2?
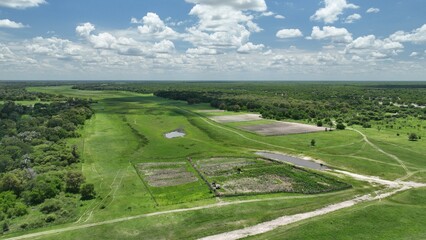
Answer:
0;0;425;81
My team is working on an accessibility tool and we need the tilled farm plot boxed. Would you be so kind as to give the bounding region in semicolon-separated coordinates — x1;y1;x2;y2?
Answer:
209;114;262;123
240;121;327;136
138;162;198;187
196;158;350;196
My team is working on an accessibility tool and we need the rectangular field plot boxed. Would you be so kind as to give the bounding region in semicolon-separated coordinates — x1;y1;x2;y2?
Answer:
196;158;350;196
136;162;213;205
240;122;327;136
138;162;197;187
209;114;262;123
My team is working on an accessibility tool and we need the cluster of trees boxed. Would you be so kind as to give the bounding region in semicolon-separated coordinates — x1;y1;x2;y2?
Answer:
151;83;426;127
0;88;95;233
73;81;425;138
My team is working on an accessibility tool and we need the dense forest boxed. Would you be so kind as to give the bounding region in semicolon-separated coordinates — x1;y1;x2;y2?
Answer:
0;85;94;233
73;82;426;127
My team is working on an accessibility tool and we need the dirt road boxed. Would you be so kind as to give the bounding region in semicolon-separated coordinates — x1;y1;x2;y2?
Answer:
200;171;425;240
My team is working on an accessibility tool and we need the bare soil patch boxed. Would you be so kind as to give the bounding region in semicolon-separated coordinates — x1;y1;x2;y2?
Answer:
241;122;326;136
138;162;197;187
197;158;259;176
196;110;226;113
222;175;294;194
194;157;350;196
210;114;262;123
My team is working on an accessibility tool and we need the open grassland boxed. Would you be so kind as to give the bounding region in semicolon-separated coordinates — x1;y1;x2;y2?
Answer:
3;85;424;240
246;187;426;240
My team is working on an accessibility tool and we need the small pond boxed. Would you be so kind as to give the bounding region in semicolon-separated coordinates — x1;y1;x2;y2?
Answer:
256;152;330;171
165;130;186;139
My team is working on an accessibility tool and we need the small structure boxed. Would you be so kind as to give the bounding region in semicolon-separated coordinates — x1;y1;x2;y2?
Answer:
212;182;221;190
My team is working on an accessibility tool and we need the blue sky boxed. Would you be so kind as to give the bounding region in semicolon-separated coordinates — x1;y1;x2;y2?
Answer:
0;0;425;80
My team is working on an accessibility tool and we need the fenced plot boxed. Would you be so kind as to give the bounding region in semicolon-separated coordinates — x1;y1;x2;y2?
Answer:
137;162;198;187
195;157;350;196
209;114;262;123
240;122;327;136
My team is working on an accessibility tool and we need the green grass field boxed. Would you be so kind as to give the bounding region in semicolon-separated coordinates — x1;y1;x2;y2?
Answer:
3;85;425;240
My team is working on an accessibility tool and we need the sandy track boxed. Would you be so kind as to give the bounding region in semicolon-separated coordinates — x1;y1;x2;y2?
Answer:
349;128;410;175
200;171;425;240
4;194;342;240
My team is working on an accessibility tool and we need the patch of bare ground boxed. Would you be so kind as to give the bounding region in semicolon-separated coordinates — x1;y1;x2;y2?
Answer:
138;162;198;187
222;175;294;194
241;122;326;136
210;114;262;123
196;110;226;113
197;158;259;176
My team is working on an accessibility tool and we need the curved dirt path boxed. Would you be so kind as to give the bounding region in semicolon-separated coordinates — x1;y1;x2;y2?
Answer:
180;108;297;152
4;193;344;240
200;171;425;240
349;128;410;175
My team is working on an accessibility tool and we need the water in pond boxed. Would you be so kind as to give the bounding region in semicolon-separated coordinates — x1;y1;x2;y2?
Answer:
256;152;330;171
165;131;186;139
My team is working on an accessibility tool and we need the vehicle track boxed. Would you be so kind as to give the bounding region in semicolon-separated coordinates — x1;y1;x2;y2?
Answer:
349;128;411;176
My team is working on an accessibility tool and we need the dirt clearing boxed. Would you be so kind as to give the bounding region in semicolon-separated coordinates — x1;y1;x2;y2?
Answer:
138;162;198;187
241;122;326;136
210;114;262;123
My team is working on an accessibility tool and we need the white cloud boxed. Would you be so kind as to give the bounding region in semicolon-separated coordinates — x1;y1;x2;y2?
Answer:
184;0;266;52
276;29;303;39
184;0;267;12
275;15;285;19
0;0;46;9
26;36;84;60
0;19;27;28
237;42;264;53
410;52;418;57
186;47;218;55
345;35;404;59
137;12;179;39
390;24;426;44
345;13;361;24
75;22;176;57
366;8;380;14
309;26;353;43
261;11;274;17
153;40;175;53
311;0;358;24
76;22;95;37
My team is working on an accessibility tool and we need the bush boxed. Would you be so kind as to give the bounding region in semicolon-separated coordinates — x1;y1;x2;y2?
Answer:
45;214;56;223
80;183;96;200
409;133;419;141
40;199;62;214
336;123;346;130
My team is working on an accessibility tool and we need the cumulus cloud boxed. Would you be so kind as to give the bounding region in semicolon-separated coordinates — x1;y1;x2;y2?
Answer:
136;12;179;39
75;22;176;57
345;35;404;59
389;24;426;44
0;0;46;9
184;0;267;11
186;47;218;55
410;52;418;57
345;14;361;24
76;22;95;37
276;29;303;39
237;42;264;53
184;0;266;52
0;19;27;28
366;8;380;14
309;26;353;43
275;15;285;19
26;37;84;60
311;0;358;24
